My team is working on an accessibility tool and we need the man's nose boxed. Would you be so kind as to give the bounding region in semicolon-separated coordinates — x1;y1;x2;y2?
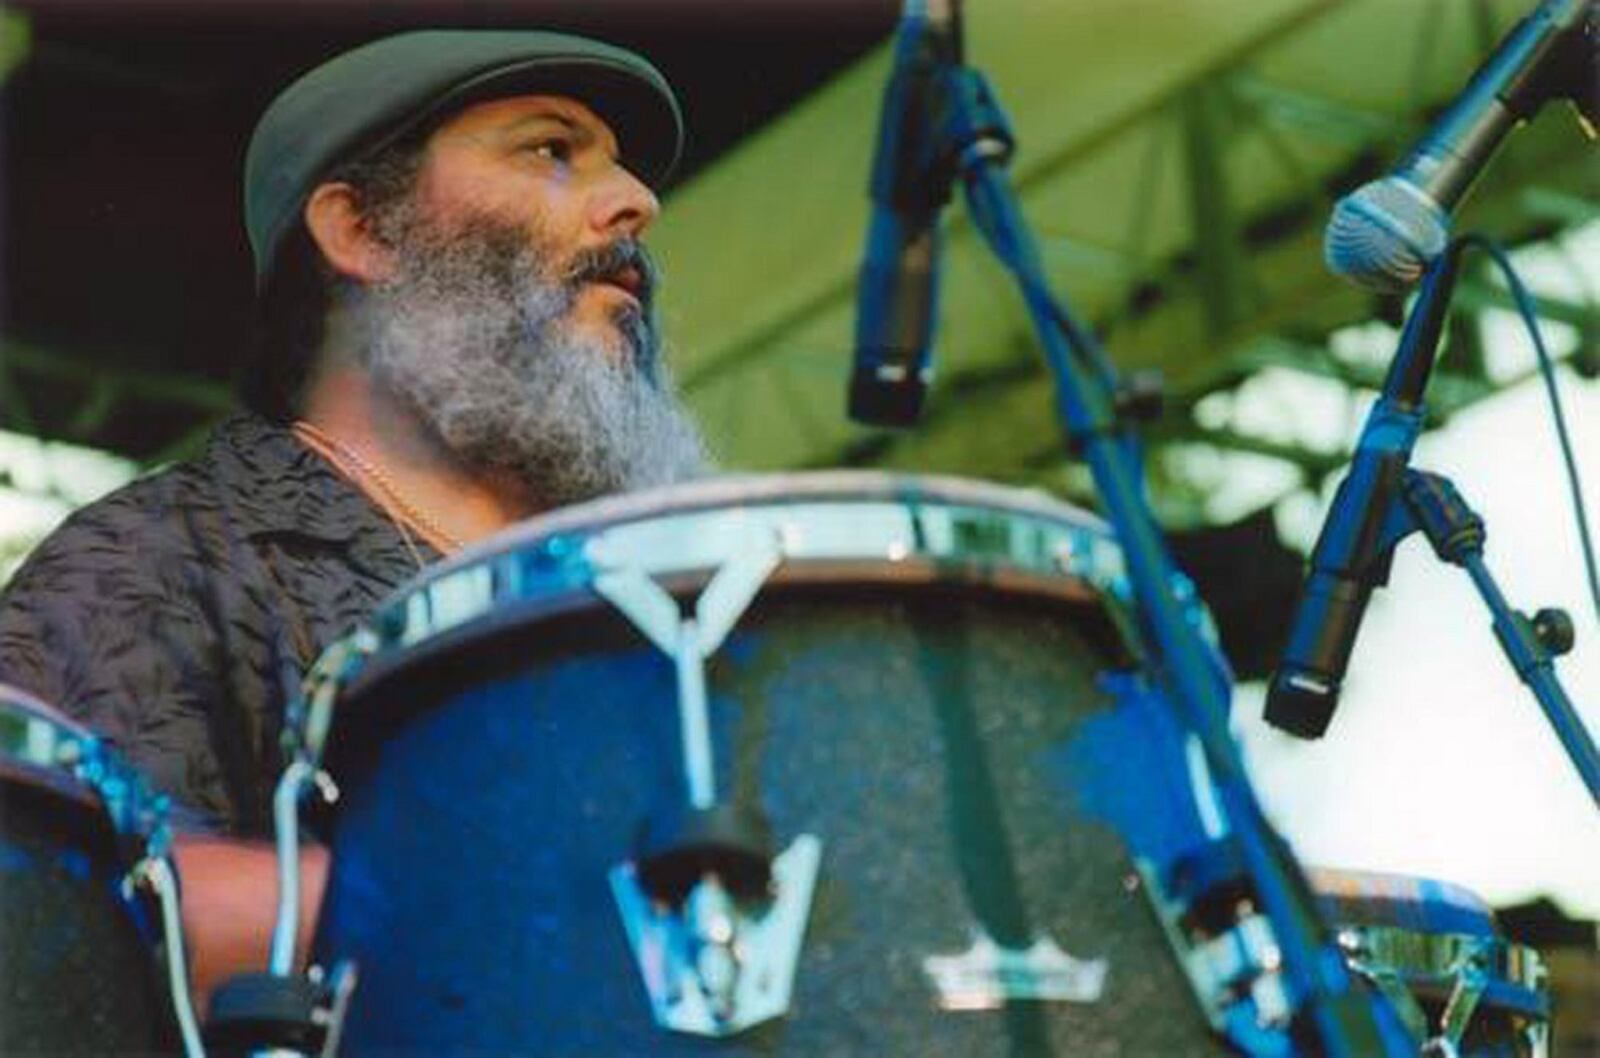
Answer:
591;164;660;238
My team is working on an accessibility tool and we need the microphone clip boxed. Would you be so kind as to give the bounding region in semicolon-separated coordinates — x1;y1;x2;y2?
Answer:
873;55;1014;220
937;66;1014;181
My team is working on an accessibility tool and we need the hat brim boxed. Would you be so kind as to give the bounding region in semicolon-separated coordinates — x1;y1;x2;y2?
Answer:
355;55;683;191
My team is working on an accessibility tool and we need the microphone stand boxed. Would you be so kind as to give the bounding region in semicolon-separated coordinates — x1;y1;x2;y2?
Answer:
1400;470;1599;800
916;60;1417;1058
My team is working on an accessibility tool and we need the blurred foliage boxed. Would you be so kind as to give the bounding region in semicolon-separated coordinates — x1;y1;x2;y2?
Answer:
0;8;30;83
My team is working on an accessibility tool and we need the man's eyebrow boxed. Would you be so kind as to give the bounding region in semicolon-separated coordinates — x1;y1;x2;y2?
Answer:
502;110;584;135
499;109;611;154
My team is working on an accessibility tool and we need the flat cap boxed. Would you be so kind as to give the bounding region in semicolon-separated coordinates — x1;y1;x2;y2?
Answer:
245;29;683;285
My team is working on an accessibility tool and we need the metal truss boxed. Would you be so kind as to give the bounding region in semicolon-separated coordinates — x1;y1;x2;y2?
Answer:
768;3;1597;517
1;340;230;469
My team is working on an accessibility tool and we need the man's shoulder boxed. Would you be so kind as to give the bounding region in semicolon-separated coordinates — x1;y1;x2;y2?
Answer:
68;455;216;530
16;412;316;551
0;450;213;708
1;415;290;590
18;425;242;554
0;473;204;638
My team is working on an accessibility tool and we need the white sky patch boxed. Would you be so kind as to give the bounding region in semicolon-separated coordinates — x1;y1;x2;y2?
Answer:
1237;367;1365;454
0;428;136;506
1328;319;1401;372
0;430;137;578
1480;308;1580;384
1174;447;1303;525
1486;224;1598;305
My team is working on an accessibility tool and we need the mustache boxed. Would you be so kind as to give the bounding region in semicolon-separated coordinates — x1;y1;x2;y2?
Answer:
564;238;658;308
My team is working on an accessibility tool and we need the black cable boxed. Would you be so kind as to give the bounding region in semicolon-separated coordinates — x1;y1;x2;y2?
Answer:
1464;232;1600;621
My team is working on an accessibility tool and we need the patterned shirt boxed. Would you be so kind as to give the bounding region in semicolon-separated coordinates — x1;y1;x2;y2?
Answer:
0;414;439;836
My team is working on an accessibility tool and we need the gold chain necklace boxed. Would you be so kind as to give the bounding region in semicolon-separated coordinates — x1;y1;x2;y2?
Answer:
290;420;466;563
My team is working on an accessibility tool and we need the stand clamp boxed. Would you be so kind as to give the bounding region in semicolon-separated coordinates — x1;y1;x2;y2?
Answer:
1400;471;1598;800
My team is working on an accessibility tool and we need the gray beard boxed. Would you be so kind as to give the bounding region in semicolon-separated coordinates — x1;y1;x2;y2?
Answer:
360;216;708;510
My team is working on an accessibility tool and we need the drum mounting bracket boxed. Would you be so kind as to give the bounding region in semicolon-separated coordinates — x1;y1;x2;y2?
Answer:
609;834;822;1037
593;529;825;1037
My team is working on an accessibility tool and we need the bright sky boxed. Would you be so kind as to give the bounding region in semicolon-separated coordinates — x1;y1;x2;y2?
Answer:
0;428;136;578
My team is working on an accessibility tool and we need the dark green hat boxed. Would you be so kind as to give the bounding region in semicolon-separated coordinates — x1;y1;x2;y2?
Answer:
245;29;683;286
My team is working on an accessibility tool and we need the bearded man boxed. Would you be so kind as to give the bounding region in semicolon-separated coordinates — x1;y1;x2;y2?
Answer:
0;29;705;1008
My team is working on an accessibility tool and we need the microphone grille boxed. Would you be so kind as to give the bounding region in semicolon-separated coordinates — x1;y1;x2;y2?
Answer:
1324;177;1450;293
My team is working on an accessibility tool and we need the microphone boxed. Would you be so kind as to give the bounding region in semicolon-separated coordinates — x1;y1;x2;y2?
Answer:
1325;0;1595;292
1265;245;1466;738
848;0;961;427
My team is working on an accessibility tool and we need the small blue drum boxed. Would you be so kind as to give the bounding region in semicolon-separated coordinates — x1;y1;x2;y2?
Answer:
298;473;1248;1055
1311;868;1550;1057
0;683;190;1054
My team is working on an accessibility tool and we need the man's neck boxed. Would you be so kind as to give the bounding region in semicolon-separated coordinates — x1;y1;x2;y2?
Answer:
297;366;538;549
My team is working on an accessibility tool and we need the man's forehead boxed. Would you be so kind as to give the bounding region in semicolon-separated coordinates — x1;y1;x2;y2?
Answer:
434;94;622;154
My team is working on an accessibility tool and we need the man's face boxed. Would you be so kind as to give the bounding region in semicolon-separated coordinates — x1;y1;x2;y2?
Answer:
353;93;706;508
401;94;662;358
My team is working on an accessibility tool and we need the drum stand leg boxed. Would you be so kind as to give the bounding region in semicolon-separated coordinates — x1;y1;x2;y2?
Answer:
204;759;354;1057
1425;953;1487;1058
127;855;206;1058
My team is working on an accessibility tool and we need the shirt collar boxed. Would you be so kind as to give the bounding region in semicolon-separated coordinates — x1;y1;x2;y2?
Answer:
203;413;438;564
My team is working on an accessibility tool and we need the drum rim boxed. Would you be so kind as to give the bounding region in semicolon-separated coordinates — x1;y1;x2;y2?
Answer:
1306;866;1494;920
1;682;169;841
368;471;1132;652
1;681;96;739
422;471;1113;584
293;473;1154;763
2;683;100;805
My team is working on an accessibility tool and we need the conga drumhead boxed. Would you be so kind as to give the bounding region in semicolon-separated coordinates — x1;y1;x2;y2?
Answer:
0;684;172;1054
309;474;1238;1055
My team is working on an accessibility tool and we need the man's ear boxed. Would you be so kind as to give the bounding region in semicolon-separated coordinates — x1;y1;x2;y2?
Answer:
303;182;394;283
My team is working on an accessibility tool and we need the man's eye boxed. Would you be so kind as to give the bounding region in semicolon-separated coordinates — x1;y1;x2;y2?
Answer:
524;138;572;163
